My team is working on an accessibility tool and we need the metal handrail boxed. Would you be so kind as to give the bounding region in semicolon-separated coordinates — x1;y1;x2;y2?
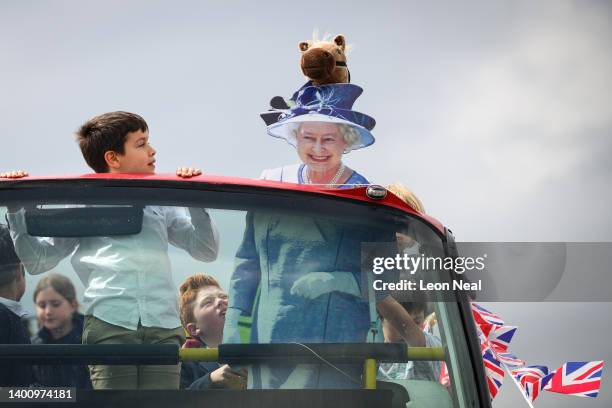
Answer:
0;343;445;390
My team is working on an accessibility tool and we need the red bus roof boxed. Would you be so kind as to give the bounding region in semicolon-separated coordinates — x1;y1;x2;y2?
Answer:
0;173;446;235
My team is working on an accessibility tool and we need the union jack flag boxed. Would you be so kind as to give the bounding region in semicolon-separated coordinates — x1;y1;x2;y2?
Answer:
497;352;526;368
544;361;605;398
483;349;505;399
439;362;450;387
477;321;495;338
475;319;524;367
471;303;505;327
472;303;527;399
511;365;553;403
476;324;490;352
488;325;517;353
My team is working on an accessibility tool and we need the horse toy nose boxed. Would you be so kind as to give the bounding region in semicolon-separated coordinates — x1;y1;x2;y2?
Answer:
301;48;336;81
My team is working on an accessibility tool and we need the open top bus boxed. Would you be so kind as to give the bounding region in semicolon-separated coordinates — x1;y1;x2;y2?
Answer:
0;174;490;408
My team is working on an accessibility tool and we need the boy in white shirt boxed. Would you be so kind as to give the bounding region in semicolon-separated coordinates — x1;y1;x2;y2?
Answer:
378;300;442;382
4;111;219;389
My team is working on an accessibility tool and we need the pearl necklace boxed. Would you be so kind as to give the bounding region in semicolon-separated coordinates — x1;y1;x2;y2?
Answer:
304;164;346;187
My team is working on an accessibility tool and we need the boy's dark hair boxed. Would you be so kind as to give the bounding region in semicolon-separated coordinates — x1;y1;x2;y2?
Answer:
0;225;23;287
76;111;148;173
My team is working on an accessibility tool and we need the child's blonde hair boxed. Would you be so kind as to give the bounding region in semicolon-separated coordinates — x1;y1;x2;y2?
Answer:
386;183;426;213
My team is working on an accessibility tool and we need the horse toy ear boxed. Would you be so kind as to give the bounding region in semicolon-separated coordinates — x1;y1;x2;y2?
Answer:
333;35;346;50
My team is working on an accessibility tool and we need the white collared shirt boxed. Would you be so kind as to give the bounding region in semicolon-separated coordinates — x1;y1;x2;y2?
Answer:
0;296;31;319
8;206;219;330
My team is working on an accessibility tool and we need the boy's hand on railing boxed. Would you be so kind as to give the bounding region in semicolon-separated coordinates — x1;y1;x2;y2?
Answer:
290;271;361;300
210;364;247;389
0;170;28;178
176;167;202;178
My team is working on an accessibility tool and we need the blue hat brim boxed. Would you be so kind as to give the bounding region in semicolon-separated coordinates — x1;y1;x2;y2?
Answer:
266;112;375;151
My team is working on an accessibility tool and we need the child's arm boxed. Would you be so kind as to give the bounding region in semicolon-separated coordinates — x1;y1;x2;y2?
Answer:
166;207;219;262
209;365;247;389
185;364;247;390
6;208;78;275
376;296;426;347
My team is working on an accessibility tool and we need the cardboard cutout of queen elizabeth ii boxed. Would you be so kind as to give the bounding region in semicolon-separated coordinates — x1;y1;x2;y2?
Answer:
259;83;374;186
224;83;383;389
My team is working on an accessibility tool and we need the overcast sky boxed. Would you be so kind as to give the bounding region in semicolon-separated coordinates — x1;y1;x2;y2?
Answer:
1;1;610;406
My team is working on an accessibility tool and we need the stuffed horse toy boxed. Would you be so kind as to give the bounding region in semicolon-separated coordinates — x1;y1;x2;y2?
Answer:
299;33;350;86
268;33;351;111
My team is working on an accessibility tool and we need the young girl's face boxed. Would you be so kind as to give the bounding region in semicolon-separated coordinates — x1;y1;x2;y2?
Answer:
35;287;77;333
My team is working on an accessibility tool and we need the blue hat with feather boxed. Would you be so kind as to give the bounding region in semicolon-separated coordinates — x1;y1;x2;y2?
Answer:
261;83;376;151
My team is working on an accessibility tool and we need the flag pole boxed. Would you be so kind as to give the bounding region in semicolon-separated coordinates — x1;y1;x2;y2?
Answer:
502;362;535;408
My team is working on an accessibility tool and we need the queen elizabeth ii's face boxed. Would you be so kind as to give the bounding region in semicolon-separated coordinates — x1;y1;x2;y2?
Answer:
296;122;347;173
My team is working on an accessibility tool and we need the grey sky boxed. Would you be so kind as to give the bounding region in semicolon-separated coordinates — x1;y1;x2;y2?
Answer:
1;1;610;406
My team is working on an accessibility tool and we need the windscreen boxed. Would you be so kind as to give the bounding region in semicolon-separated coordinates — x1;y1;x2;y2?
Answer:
0;184;481;408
